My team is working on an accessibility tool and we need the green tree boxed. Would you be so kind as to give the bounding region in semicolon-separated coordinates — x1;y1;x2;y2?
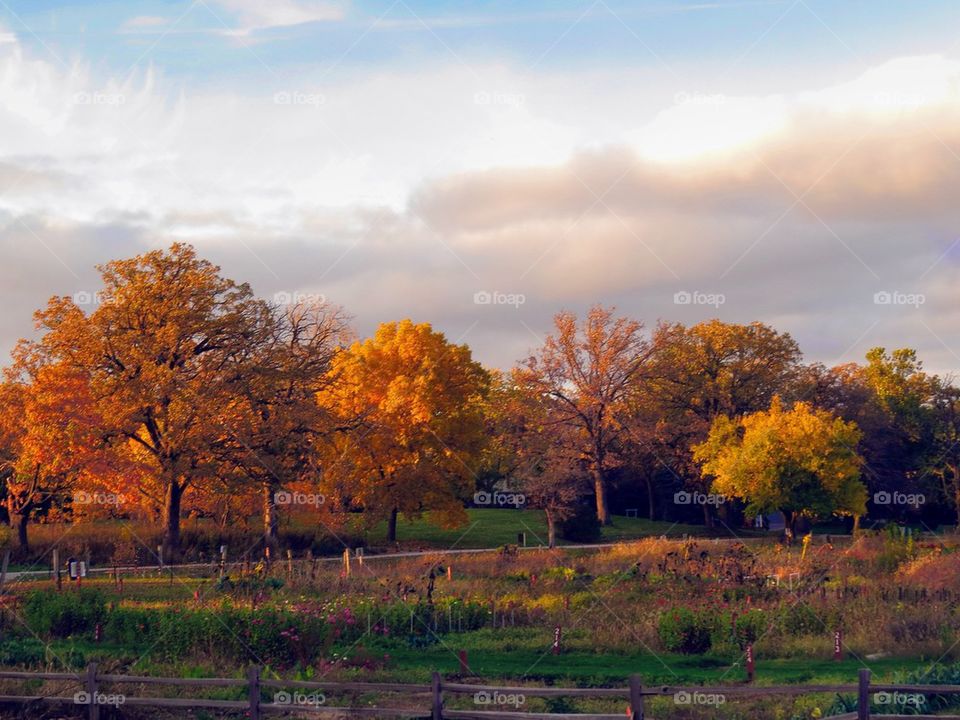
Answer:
693;397;866;532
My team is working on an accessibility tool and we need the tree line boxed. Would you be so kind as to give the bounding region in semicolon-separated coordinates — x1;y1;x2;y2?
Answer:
1;244;957;555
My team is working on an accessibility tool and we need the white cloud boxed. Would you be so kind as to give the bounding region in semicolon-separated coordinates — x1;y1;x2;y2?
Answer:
209;0;347;35
2;29;960;373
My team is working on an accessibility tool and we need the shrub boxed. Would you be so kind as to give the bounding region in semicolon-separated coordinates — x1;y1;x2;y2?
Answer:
23;589;106;639
779;603;823;637
658;607;715;654
558;503;602;543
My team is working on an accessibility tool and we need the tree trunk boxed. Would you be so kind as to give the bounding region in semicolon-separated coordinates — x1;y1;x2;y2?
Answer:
646;476;656;521
591;467;610;525
387;507;399;543
702;502;714;528
546;511;556;549
10;512;28;550
162;480;183;561
262;480;278;548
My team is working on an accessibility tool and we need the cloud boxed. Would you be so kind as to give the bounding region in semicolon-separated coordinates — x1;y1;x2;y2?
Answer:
1;32;960;374
208;0;347;35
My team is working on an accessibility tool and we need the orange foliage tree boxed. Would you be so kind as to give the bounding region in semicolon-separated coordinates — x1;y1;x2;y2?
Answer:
318;320;489;543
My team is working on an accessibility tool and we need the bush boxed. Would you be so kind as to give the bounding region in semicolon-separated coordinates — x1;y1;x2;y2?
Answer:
658;607;715;654
558;503;602;543
23;589;106;639
779;603;823;637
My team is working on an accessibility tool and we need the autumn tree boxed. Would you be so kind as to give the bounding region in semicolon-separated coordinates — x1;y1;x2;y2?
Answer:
646;320;801;525
31;243;266;559
520;306;655;525
218;300;350;548
318;320;489;543
693;397;866;532
484;371;586;548
0;360;116;549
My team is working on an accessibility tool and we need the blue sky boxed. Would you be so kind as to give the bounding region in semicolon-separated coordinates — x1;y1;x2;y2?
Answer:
1;1;960;373
5;1;960;87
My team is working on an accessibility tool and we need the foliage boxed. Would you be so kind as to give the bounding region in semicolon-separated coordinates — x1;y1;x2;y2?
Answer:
658;606;716;654
694;397;867;528
24;589;106;638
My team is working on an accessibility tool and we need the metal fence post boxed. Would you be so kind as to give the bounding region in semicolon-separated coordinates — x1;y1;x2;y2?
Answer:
858;668;871;720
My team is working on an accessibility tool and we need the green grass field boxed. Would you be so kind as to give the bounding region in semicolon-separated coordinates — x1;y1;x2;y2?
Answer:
363;508;746;549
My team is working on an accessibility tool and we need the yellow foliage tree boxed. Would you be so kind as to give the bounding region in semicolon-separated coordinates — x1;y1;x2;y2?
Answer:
318;320;489;542
693;397;867;533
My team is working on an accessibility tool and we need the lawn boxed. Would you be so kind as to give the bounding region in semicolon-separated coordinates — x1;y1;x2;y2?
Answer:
362;508;746;550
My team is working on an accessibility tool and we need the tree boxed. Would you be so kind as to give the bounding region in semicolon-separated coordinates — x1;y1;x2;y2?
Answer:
318;320;489;543
0;361;116;549
31;243;267;559
647;320;801;525
485;371;586;548
693;397;866;533
520;306;654;525
219;300;350;548
928;380;960;524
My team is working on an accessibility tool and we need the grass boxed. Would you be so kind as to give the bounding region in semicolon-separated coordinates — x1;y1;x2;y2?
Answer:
362;509;746;550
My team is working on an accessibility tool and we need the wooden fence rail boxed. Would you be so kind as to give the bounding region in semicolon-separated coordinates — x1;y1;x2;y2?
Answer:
0;666;958;719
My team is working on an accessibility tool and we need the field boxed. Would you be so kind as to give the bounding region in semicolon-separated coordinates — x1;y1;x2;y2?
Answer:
1;516;959;718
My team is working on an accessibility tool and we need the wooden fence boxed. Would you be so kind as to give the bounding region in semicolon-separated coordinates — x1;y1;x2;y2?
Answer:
0;666;957;719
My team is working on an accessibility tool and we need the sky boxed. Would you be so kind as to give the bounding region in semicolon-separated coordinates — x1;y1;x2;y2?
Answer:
1;0;960;374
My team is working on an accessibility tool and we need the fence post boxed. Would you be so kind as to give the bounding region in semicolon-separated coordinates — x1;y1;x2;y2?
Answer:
858;668;871;720
431;671;443;720
629;674;644;720
85;661;99;720
248;665;261;720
